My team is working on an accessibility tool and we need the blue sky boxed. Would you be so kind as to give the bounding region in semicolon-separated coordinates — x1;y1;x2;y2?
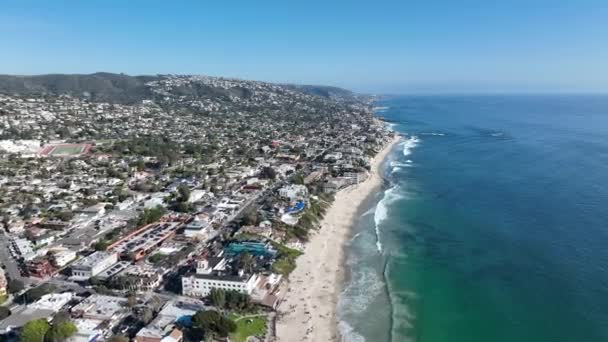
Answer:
2;0;607;93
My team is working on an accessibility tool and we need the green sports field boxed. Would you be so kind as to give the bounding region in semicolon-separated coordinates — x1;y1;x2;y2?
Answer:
50;145;86;155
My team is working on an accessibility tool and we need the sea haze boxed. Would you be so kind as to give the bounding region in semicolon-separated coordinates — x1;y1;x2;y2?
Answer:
339;95;608;342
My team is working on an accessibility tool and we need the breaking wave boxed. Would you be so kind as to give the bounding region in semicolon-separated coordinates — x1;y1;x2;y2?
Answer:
338;319;366;342
401;136;420;156
339;263;386;316
374;185;403;252
390;160;413;169
421;132;445;136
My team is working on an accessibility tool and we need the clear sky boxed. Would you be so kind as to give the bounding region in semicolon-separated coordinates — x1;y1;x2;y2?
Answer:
2;0;607;93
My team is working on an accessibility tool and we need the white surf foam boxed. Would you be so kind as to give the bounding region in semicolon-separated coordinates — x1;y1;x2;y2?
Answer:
373;185;403;252
374;199;388;252
339;265;386;313
390;160;413;168
361;207;375;217
373;106;389;113
401;136;420;157
421;132;445;136
338;320;366;342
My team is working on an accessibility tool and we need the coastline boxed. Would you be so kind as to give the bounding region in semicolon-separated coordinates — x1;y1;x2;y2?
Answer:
275;134;400;342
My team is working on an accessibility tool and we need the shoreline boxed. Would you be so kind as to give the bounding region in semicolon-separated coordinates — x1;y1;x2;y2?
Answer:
275;134;400;342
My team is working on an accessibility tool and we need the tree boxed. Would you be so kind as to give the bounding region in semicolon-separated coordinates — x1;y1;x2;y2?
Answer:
191;310;236;338
238;252;255;274
51;312;71;325
0;307;10;320
46;322;77;342
136;206;166;226
22;284;56;304
93;240;108;251
20;319;50;342
209;288;226;308
292;174;305;185
133;306;154;325
173;201;191;213
108;336;129;342
225;290;252;311
260;167;276;180
177;184;191;203
55;210;74;222
8;278;24;294
126;295;137;308
241;209;259;226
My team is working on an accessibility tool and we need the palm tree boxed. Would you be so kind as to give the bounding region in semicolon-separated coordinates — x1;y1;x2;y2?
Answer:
239;252;255;274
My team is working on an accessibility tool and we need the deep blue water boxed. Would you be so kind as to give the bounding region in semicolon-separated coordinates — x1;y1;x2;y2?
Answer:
339;95;608;342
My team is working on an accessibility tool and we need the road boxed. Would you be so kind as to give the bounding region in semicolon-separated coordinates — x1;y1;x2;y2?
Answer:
0;231;31;285
219;189;265;230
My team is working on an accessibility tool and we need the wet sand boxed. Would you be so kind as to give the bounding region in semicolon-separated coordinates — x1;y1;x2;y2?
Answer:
275;135;399;341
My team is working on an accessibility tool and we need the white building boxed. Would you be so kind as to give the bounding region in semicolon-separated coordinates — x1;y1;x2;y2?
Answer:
0;268;7;296
144;192;169;209
184;215;212;239
32;233;55;247
71;251;118;280
278;184;308;200
342;171;368;185
68;319;103;342
71;294;127;322
49;248;77;267
7;219;25;234
323;152;343;161
76;203;106;218
116;198;134;211
181;259;259;297
30;293;74;312
135;298;205;342
187;189;207;203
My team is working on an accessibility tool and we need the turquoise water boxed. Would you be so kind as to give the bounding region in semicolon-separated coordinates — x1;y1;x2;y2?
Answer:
339;95;608;342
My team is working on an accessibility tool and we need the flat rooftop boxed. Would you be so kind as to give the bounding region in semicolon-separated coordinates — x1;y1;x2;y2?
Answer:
71;294;127;319
95;261;131;280
110;221;181;255
71;251;116;269
184;271;250;282
137;298;207;339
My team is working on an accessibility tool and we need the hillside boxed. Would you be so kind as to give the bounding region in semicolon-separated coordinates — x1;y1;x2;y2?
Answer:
0;72;161;104
0;73;355;104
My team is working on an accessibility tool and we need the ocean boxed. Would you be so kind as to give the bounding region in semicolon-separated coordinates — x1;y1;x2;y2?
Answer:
338;95;608;342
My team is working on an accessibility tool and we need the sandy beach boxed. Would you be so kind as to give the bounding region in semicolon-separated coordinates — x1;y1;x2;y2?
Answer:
275;134;400;342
